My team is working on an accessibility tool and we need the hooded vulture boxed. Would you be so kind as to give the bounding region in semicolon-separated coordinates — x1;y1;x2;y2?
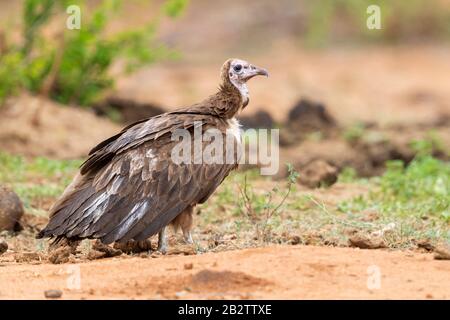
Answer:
37;58;269;253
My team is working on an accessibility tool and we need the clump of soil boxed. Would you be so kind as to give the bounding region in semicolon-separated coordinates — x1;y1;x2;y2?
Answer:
276;117;450;179
87;240;123;260
238;110;275;129
416;240;435;252
280;98;337;146
93;96;166;125
298;159;338;188
189;270;271;292
156;269;272;297
348;234;387;249
277;139;371;179
48;246;72;264
167;243;197;256
14;252;43;263
434;245;450;260
113;239;153;254
0;94;121;158
0;185;24;231
0;238;7;255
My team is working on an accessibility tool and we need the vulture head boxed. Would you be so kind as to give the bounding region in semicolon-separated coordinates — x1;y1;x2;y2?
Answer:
220;58;269;108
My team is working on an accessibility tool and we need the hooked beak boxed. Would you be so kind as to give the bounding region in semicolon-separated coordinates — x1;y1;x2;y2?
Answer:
243;65;269;81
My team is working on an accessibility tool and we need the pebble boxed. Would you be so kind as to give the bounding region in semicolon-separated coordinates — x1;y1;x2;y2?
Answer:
44;289;63;299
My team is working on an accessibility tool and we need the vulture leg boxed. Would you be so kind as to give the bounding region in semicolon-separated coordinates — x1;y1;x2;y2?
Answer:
183;229;194;244
171;206;194;244
157;227;168;254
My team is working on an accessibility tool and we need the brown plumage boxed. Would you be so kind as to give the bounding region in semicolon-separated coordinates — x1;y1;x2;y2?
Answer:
37;58;268;252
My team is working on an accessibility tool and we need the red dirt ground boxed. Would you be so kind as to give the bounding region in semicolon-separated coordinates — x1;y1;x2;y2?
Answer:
0;245;448;300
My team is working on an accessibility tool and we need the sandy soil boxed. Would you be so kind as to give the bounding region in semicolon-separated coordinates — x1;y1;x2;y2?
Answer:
0;245;448;300
0;94;121;158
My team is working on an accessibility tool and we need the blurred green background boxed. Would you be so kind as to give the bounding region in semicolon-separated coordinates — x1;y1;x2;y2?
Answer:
0;0;449;107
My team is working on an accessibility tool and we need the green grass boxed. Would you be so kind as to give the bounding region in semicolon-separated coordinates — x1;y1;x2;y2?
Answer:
339;156;449;221
335;155;450;246
0;152;80;213
198;156;449;250
0;152;80;183
1;151;448;251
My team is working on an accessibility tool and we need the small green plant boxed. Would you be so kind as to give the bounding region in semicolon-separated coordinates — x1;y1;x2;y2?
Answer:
343;122;366;142
0;0;187;106
339;155;450;221
410;132;448;157
337;167;358;183
238;163;299;242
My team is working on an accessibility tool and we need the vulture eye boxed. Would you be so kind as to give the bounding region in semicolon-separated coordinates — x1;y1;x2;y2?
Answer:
233;64;242;72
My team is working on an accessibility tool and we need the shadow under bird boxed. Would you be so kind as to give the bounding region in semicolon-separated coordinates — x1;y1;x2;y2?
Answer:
37;58;268;253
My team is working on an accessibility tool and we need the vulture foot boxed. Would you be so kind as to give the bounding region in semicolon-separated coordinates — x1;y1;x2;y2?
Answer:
157;228;168;254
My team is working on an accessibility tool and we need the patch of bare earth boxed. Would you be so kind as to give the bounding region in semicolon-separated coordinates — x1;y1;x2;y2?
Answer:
0;245;449;299
0;94;121;158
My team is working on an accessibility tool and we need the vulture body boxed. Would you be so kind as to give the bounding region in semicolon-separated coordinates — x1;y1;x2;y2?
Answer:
37;58;268;252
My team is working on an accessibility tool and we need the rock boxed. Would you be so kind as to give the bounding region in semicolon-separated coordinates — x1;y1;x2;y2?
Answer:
434;245;450;260
0;185;24;231
348;234;387;249
298;160;338;188
44;289;62;299
238;110;275;130
184;263;194;270
0;238;8;254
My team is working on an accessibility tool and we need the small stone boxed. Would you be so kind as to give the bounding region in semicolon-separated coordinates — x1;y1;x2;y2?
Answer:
184;263;194;270
44;289;62;299
0;239;7;255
